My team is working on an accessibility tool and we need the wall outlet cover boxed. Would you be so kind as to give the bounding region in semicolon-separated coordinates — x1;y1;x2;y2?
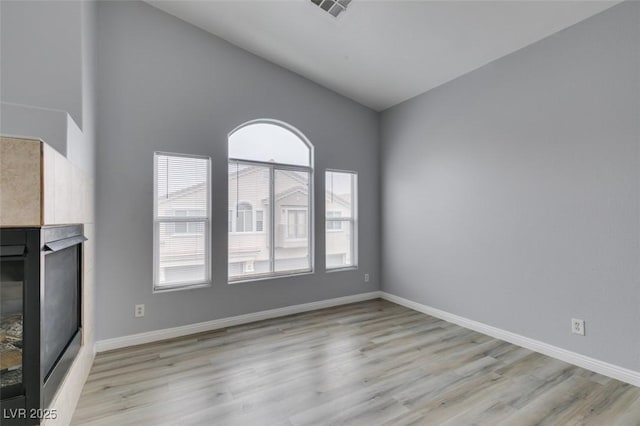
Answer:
135;304;145;318
571;318;585;336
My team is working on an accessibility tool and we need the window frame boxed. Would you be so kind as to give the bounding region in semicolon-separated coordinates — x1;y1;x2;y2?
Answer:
227;119;315;283
325;169;358;272
153;151;212;292
228;119;313;167
228;158;314;283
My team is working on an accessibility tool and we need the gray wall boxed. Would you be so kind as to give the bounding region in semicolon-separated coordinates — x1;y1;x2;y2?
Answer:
95;1;379;340
0;0;96;175
381;1;640;370
0;1;83;129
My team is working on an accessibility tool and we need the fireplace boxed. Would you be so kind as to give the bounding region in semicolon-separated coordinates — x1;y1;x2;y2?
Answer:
0;225;85;425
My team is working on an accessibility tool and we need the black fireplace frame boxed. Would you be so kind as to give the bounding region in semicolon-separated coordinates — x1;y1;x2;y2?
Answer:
0;225;85;426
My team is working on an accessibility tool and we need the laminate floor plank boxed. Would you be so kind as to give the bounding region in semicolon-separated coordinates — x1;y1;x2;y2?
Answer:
72;299;640;425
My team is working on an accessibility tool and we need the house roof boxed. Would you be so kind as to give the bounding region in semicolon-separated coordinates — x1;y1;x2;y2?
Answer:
160;166;350;208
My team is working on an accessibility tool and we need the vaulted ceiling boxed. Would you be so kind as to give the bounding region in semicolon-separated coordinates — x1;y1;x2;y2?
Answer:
147;1;619;111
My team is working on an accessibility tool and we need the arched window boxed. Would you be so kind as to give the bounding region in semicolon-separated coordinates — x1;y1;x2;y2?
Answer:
229;121;311;167
228;120;313;281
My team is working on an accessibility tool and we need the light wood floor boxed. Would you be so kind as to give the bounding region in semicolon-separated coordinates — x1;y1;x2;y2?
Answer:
72;299;640;425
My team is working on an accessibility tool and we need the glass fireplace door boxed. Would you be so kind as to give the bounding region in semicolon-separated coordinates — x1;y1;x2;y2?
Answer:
0;247;25;397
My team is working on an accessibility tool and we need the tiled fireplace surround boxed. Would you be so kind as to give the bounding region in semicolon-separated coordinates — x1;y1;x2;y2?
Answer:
0;137;95;426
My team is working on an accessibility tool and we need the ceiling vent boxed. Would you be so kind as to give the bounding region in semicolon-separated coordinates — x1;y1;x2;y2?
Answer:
310;0;351;18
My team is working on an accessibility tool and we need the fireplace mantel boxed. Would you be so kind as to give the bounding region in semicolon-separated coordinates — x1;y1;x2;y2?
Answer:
0;137;93;227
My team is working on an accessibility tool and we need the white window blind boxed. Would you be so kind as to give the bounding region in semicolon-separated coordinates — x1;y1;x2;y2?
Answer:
325;170;357;270
154;152;211;290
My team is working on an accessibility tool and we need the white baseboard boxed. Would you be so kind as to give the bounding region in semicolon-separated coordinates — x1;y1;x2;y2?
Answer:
380;291;640;388
95;291;382;352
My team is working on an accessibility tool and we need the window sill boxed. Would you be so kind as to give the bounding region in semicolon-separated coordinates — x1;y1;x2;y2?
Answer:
228;270;314;284
325;266;358;273
153;281;211;293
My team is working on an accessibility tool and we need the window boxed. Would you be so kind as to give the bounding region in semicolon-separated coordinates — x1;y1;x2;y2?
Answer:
154;152;211;290
325;170;357;270
229;205;265;233
235;202;254;232
326;211;342;230
287;209;308;239
228;120;313;281
256;210;264;232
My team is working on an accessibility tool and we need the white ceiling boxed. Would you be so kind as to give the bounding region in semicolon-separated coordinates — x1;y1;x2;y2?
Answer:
146;0;620;111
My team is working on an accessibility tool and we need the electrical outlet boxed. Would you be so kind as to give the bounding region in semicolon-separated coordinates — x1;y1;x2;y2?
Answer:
571;318;585;336
364;273;370;282
135;304;145;318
